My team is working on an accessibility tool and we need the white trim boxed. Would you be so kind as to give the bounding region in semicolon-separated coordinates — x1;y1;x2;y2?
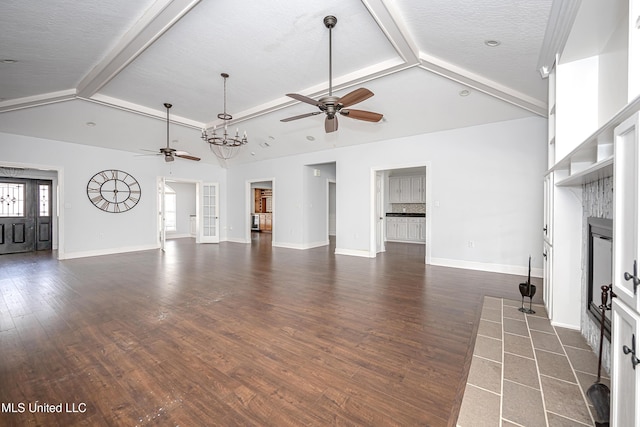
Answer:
273;240;330;250
245;177;275;243
334;247;374;258
549;320;580;331
430;257;543;278
370;162;430;262
166;233;192;239
60;243;158;260
225;237;250;244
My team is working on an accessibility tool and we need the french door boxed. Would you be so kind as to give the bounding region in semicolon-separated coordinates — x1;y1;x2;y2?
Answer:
0;179;52;254
200;182;219;243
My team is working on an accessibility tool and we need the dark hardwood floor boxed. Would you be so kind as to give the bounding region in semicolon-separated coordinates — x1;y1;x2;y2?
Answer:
0;235;541;426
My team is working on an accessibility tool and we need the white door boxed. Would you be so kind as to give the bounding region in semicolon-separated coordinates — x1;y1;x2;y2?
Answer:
158;177;166;251
376;172;385;253
201;182;219;243
611;112;640;426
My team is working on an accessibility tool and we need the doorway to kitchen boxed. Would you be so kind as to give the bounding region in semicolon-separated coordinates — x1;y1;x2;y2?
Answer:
247;179;274;246
371;164;430;264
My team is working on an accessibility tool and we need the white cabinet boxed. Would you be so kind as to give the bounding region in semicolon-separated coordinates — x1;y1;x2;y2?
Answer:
409;176;425;203
386;217;425;243
389;176;425;203
386;217;407;240
611;299;640;427
407;218;425;241
611;112;640;426
389;177;402;203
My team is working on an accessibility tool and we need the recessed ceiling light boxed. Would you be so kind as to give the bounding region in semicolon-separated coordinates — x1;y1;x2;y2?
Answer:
306;136;315;141
1;59;18;64
251;151;256;156
484;40;500;47
259;141;271;148
86;121;96;127
459;89;470;97
268;136;275;140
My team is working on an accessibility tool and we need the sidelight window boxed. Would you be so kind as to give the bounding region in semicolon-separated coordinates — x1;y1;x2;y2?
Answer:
0;182;25;217
39;184;50;216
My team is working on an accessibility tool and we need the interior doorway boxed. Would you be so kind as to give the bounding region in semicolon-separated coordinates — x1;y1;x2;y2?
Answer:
246;179;274;245
157;178;218;250
371;164;430;264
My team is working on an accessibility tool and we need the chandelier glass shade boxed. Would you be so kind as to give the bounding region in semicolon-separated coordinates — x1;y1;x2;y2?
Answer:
201;73;248;160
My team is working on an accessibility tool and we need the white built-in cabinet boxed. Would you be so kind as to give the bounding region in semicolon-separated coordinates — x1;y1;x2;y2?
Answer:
544;0;640;424
611;112;640;427
389;175;425;203
386;217;425;243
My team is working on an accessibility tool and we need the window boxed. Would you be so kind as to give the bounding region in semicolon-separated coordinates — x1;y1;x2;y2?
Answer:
164;185;177;232
39;184;50;216
0;182;25;217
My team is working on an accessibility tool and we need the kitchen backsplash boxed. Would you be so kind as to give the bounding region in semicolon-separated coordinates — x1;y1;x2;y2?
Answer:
390;203;426;213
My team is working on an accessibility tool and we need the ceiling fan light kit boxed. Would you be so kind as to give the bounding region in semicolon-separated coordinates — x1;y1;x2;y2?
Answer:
280;15;383;133
201;73;248;160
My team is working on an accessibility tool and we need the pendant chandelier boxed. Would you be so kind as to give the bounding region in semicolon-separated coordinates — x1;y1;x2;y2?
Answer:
201;73;248;160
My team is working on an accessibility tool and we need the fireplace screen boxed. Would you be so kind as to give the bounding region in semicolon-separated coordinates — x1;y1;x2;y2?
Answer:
587;217;613;338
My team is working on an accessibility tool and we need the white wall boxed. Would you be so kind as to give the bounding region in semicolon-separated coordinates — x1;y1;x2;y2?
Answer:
2;115;546;275
227;116;547;274
303;163;336;247
0;131;226;258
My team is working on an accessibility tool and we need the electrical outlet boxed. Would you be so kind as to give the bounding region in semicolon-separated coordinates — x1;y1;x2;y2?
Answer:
468;240;474;248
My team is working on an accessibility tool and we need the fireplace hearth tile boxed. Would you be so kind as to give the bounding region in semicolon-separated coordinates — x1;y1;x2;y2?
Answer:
460;298;597;426
530;330;564;354
504;318;529;337
540;376;593;425
564;346;599;376
504;332;534;359
526;316;555;334
536;349;576;383
504;353;540;389
473;335;502;362
555;327;592;351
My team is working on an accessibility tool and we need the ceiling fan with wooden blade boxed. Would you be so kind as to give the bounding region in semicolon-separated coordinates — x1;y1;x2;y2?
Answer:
280;15;383;133
141;103;201;162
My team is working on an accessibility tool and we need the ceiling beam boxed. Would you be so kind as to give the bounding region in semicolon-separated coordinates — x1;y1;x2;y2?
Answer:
418;53;548;116
536;0;581;77
76;0;202;98
0;90;77;113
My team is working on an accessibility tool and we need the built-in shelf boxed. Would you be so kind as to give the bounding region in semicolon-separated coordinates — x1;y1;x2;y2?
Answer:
549;94;640;186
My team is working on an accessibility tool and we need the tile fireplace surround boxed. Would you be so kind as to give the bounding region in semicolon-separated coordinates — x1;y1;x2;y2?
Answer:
457;297;608;427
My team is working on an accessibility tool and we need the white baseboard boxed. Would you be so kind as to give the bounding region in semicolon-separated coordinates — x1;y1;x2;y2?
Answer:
272;240;329;250
60;243;159;260
430;257;543;278
550;320;580;330
166;233;191;239
225;237;250;244
334;247;374;258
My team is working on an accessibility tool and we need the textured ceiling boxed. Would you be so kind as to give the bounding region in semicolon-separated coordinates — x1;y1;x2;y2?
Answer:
0;0;565;167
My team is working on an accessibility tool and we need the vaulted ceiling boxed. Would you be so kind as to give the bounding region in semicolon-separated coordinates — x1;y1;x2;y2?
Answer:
0;0;566;167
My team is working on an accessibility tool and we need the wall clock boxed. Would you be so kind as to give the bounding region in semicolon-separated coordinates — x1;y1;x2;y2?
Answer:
87;169;141;213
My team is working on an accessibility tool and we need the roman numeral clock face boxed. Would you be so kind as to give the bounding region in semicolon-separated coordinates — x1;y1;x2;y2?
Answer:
86;170;141;213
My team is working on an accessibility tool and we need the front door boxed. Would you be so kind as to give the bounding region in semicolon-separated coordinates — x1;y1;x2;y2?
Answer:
0;179;52;255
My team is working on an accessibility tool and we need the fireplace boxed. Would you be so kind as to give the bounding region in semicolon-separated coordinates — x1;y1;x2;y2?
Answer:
586;217;613;339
